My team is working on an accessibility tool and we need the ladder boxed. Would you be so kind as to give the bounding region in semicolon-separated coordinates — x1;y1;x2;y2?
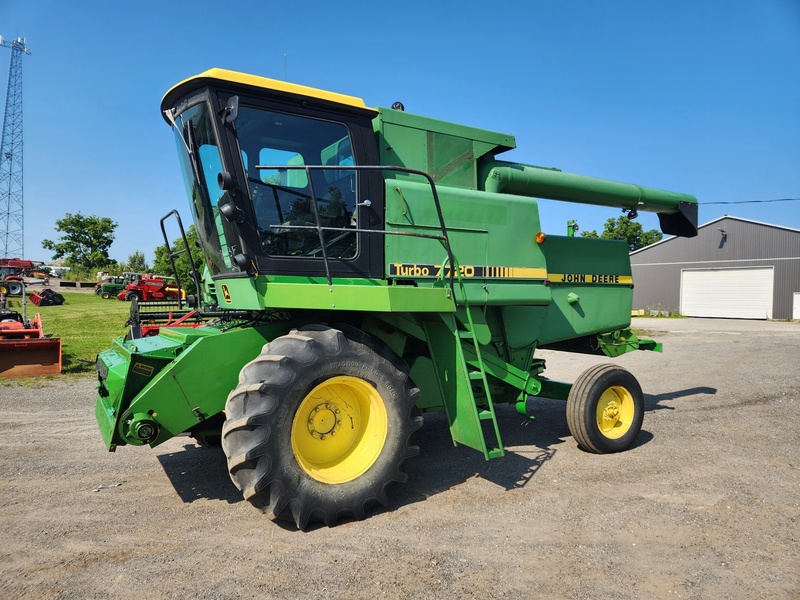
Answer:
424;263;504;459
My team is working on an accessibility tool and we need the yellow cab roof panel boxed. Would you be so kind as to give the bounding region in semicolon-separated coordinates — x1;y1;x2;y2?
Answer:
161;68;375;118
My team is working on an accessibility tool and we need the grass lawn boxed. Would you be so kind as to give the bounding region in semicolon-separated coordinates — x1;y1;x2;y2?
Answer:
3;291;131;379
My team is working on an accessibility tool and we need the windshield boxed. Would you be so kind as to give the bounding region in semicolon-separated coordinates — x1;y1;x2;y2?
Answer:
235;106;358;259
171;99;237;275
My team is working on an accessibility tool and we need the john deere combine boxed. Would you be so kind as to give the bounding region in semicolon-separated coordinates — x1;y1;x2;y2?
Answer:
95;69;698;528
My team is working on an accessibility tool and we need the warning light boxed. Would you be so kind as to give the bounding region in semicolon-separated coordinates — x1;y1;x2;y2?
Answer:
535;232;547;244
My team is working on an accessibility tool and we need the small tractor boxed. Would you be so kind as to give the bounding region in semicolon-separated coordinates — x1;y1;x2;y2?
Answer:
95;69;698;529
0;281;62;377
96;275;128;299
116;274;182;302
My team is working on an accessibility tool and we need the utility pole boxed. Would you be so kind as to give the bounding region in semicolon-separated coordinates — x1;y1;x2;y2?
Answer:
0;36;31;258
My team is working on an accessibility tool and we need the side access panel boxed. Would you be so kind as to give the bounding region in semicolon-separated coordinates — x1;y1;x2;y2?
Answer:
538;236;634;344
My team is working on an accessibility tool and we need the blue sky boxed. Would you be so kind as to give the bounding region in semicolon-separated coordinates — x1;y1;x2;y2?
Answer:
2;0;799;264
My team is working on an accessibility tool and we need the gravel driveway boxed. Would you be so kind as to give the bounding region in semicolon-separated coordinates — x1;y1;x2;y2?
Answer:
1;317;798;599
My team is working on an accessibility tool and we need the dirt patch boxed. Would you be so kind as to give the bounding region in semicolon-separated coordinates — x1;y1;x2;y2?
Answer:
1;318;798;599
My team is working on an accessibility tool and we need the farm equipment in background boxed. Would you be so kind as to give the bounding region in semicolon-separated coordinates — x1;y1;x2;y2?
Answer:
124;297;213;338
116;274;184;302
29;289;65;307
96;276;128;299
95;69;699;529
0;258;45;295
0;281;62;377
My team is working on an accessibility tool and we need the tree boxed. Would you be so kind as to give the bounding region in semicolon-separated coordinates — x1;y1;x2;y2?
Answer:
581;216;662;251
124;251;149;273
151;225;203;290
42;213;118;269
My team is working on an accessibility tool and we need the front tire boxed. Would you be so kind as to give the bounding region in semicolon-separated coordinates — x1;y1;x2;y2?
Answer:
221;325;421;529
566;364;644;454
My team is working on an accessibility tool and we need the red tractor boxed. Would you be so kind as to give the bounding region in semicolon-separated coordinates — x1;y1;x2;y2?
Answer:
0;258;45;295
116;275;184;302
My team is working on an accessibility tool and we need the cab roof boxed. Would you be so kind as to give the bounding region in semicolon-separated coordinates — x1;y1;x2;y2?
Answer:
161;68;376;122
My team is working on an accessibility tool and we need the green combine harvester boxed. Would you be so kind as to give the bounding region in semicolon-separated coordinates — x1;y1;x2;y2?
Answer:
95;69;698;529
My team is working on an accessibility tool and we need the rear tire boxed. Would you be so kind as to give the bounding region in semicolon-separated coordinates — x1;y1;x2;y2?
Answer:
5;281;23;296
124;291;140;302
221;325;421;529
566;364;644;454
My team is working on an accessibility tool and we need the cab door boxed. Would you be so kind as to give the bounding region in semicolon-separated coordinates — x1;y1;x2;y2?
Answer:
217;93;384;280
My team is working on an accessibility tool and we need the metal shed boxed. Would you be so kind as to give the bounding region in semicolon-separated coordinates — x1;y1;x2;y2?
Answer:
629;216;800;320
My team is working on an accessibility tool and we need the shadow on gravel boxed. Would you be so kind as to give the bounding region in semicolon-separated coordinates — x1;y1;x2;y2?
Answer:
152;390;687;518
156;443;242;504
152;401;568;525
630;430;654;450
644;386;718;411
393;398;569;511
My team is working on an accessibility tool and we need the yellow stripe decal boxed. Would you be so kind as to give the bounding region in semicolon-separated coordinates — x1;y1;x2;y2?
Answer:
549;273;633;285
389;264;547;279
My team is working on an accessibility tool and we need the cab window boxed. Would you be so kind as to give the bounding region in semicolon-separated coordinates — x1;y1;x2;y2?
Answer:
235;106;357;259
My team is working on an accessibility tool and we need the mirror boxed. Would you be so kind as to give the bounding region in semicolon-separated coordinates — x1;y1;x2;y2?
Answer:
219;95;239;124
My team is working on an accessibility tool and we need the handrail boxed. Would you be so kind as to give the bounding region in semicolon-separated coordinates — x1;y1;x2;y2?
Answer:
253;164;455;294
159;210;203;308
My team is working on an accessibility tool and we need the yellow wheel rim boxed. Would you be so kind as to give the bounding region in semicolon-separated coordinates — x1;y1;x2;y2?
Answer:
595;385;635;440
291;376;388;484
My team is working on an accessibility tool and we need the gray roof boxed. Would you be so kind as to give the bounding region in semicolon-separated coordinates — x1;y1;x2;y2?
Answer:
630;215;800;256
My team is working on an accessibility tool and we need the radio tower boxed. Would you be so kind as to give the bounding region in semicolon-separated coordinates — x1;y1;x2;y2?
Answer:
0;36;31;258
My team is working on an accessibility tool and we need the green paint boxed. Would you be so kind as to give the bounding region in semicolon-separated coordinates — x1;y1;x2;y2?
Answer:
96;322;294;450
96;69;696;464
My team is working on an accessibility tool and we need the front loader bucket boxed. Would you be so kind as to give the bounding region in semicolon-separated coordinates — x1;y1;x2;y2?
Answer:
0;312;62;378
0;336;62;377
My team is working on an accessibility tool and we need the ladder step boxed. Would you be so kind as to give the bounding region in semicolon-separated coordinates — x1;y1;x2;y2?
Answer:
487;448;505;459
457;330;474;339
468;371;485;380
478;409;495;421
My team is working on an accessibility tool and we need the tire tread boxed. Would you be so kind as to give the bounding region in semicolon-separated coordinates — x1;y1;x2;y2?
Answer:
221;325;421;529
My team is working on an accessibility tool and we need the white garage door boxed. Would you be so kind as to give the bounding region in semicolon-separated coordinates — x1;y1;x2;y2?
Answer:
681;267;774;319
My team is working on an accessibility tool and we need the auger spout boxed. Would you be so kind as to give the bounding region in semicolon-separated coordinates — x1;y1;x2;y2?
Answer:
480;159;698;237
